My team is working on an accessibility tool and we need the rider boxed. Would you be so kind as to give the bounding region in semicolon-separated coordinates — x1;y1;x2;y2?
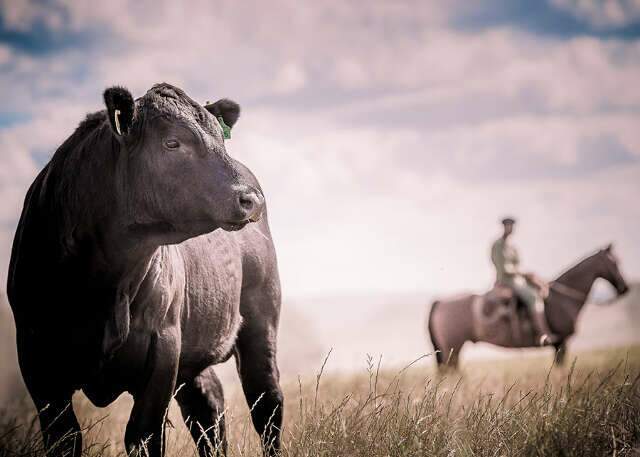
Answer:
491;217;558;346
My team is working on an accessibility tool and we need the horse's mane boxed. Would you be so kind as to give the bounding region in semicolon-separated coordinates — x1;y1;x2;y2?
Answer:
37;83;218;256
553;250;602;284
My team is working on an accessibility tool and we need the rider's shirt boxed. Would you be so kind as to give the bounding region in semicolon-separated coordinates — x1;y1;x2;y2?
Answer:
491;237;520;285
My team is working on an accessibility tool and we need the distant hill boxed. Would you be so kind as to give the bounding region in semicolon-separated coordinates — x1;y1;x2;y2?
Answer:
623;281;640;322
266;282;640;374
1;282;638;404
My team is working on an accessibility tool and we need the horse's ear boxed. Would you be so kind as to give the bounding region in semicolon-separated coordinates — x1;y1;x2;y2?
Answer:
103;86;136;136
605;243;614;252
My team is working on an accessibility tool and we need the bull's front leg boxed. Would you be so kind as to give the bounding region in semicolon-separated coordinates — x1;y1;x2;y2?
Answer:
125;329;180;457
16;331;82;457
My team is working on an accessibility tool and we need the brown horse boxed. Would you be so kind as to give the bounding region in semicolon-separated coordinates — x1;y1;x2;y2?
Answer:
427;245;629;369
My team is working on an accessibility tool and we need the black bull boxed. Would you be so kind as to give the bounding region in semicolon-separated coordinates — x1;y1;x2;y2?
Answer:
7;83;283;457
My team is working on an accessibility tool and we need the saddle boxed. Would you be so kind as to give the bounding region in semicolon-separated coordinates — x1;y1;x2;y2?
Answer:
485;284;514;302
481;284;518;314
476;284;535;345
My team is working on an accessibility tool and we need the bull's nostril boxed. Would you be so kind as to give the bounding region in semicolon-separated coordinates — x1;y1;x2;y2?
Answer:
239;194;255;211
236;186;264;221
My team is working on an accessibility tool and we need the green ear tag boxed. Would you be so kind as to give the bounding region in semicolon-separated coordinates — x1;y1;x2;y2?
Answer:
217;116;231;140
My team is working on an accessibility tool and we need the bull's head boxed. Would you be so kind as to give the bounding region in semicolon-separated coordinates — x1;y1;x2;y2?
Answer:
103;83;264;245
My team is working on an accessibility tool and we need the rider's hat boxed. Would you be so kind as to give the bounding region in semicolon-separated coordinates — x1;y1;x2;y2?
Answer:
501;216;516;225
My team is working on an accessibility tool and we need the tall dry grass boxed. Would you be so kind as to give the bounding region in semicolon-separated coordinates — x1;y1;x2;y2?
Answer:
1;345;639;456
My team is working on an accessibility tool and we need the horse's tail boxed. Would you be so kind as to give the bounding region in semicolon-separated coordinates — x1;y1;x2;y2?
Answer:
427;300;443;365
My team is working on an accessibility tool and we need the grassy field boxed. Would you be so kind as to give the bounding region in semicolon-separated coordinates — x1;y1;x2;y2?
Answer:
1;345;639;456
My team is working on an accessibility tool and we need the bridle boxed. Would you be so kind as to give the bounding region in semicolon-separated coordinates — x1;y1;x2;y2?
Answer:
550;251;623;304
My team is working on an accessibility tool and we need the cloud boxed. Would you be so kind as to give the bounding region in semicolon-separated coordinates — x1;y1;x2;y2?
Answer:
227;109;640;295
0;43;10;63
0;0;57;31
0;1;639;298
550;0;640;30
273;62;307;94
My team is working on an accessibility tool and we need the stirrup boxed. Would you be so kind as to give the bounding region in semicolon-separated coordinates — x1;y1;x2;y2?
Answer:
539;334;558;346
538;335;549;346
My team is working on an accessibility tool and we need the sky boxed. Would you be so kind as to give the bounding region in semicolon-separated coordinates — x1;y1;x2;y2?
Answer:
1;0;639;300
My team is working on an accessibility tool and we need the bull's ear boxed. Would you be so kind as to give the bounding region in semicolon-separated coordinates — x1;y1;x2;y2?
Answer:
103;86;136;136
204;98;240;129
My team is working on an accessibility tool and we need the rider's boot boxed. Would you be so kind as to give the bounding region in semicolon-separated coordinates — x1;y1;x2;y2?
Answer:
531;299;559;346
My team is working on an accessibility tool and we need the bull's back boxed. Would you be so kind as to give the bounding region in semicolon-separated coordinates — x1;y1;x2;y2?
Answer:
7;166;57;327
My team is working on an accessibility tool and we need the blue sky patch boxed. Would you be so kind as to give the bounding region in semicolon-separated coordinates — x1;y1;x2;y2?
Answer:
0;6;104;56
0;111;31;128
453;0;640;39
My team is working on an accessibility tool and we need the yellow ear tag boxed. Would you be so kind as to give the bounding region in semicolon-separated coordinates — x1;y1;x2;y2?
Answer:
114;109;122;135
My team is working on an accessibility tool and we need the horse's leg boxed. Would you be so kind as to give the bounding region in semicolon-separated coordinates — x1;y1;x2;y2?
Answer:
235;287;283;456
433;333;465;373
445;341;464;370
553;340;567;366
17;335;81;457
430;302;466;372
125;331;180;457
176;366;227;457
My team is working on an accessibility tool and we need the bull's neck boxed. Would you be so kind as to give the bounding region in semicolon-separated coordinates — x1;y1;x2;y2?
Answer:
40;138;165;285
87;225;161;285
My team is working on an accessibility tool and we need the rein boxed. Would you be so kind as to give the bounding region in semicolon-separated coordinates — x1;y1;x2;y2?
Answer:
549;252;623;305
549;281;588;301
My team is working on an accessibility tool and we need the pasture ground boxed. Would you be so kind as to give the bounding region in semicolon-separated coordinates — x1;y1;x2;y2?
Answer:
1;345;639;456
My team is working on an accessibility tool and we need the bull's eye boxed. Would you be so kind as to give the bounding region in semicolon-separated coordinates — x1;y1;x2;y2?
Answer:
165;139;180;149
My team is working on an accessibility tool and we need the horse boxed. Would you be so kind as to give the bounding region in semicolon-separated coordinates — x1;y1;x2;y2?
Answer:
427;245;629;369
7;83;283;457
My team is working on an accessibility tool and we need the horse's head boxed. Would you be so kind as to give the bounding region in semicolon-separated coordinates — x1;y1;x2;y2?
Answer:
597;244;629;296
